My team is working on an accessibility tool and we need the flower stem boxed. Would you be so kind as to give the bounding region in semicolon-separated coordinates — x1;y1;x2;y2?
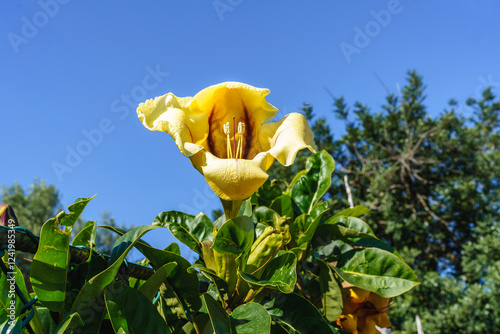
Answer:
220;198;243;221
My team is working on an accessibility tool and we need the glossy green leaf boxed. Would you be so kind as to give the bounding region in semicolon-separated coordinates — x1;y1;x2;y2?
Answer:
30;217;71;313
165;242;181;255
101;225;201;314
53;312;84;334
71;225;158;333
72;220;97;249
290;210;327;247
59;195;95;226
334;248;420;298
202;293;231;334
326;216;376;238
314;223;376;245
265;292;335;333
105;282;171;334
138;262;177;301
291;151;335;214
156;282;188;333
154;211;213;256
238;198;253;217
230;302;271;334
331;206;370;220
212;216;254;268
318;260;343;322
239;252;297;294
203;294;271;334
270;194;294;220
153;210;195;227
354;238;401;258
30;307;57;334
312;232;353;259
252;179;286;207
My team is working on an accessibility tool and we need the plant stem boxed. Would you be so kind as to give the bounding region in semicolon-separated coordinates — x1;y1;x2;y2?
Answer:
220;198;243;221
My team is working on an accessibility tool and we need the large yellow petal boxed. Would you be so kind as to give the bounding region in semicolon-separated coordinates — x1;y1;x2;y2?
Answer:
191;151;269;201
260;112;317;169
137;93;207;156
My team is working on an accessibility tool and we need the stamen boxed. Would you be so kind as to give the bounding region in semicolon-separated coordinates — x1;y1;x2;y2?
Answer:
236;122;245;159
224;122;232;158
232;117;236;159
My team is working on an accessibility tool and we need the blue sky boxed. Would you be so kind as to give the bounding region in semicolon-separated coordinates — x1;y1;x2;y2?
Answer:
2;1;499;256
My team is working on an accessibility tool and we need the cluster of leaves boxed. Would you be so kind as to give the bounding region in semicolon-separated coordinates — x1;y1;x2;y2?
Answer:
1;151;418;333
271;71;500;333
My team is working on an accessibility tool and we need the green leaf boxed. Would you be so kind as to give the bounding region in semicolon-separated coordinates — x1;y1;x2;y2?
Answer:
239;252;297;294
154;211;213;256
189;263;230;305
72;220;97;249
312;232;353;259
333;248;420;298
238;198;253;217
326;216;376;238
156;282;188;333
202;293;231;334
212;216;254;268
30;217;71;313
230;302;271;334
71;225;158;333
290;151;335;214
153;210;195;227
165;242;181;255
252;179;285;207
264;292;335;333
314;223;376;244
354;238;401;258
138;262;177;301
270;194;294;220
30;307;57;334
331;206;370;220
202;294;271;334
100;225;202;314
105;282;171;334
290;210;327;247
53;312;84;334
318;260;343;322
59;195;95;226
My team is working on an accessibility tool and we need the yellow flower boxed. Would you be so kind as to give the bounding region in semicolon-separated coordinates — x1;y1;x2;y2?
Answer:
137;82;316;201
337;288;392;334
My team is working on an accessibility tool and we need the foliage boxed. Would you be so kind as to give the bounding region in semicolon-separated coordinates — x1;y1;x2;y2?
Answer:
1;152;417;333
270;71;500;333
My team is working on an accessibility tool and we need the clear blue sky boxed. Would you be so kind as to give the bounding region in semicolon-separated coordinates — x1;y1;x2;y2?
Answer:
2;1;499;256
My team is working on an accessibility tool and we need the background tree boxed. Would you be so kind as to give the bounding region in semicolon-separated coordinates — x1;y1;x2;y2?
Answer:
269;71;500;333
